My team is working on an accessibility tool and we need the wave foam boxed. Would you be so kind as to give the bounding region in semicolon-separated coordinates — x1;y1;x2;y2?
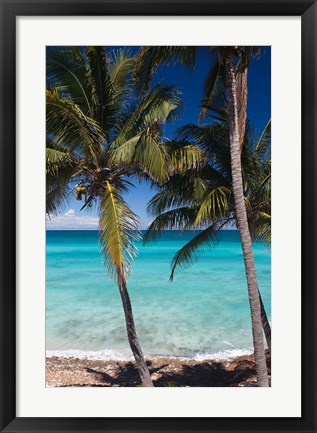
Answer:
46;349;134;361
46;348;253;362
191;348;253;361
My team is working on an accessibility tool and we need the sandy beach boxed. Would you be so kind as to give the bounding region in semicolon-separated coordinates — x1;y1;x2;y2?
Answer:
46;351;271;387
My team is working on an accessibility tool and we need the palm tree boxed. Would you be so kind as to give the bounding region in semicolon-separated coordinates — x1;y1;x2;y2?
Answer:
137;46;269;386
223;47;268;386
46;46;190;387
145;116;271;352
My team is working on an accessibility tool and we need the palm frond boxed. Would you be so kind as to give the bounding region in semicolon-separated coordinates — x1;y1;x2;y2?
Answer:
85;46;118;135
46;136;75;170
108;49;136;99
253;212;271;246
144;207;199;243
169;143;206;174
177;123;232;183
46;47;93;115
147;174;208;218
135;46;196;92
255;119;271;158
113;84;182;148
170;222;229;281
46;135;81;215
178;122;228;152
46;161;79;215
46;188;69;216
46;145;68;160
46;88;104;162
254;171;271;203
194;186;231;227
242;196;253;220
99;181;141;280
199;61;224;121
147;189;193;218
110;130;170;184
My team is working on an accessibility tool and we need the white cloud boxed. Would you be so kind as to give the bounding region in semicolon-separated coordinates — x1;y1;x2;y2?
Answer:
46;209;99;230
46;208;153;231
64;209;75;217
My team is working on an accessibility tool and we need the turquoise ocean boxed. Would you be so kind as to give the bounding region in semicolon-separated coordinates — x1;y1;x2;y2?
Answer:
46;230;271;360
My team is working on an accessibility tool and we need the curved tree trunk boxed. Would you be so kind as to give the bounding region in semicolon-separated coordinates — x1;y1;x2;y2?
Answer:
117;272;154;387
258;287;271;353
236;64;271;355
224;52;269;387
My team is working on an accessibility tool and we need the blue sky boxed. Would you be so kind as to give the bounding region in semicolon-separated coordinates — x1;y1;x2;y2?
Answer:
47;46;271;230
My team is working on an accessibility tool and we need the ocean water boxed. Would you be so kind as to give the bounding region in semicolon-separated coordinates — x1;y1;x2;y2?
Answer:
46;230;271;360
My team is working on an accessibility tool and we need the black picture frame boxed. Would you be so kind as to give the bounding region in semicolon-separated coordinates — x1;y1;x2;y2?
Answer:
0;1;316;432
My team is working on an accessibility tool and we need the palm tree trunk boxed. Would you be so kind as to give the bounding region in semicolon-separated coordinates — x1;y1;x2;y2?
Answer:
236;67;248;148
258;287;271;353
224;51;269;387
117;272;154;387
236;65;271;355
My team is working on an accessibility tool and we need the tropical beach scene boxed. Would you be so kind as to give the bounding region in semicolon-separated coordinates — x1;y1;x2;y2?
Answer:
46;46;271;387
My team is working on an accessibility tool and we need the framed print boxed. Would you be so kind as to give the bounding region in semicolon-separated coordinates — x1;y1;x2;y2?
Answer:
0;0;316;432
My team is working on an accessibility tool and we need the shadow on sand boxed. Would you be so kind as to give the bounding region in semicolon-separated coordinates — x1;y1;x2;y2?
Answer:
57;353;271;387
